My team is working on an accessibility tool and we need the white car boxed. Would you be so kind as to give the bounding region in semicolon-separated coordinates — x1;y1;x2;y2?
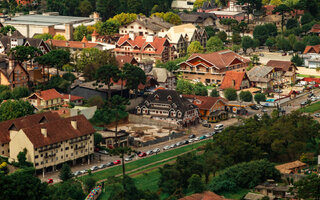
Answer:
90;166;98;171
146;150;154;155
214;124;224;131
188;139;194;143
311;97;317;102
73;171;81;176
194;137;200;141
153;148;160;153
163;145;170;150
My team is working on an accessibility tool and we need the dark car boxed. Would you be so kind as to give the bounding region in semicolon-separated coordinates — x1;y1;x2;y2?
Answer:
184;140;189;145
250;105;259;110
188;134;196;139
301;101;308;106
138;152;147;157
202;123;211;128
106;162;114;167
308;93;314;98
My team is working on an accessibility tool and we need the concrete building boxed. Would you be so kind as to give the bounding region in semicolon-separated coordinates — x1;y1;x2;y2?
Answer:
3;12;100;39
171;0;196;11
26;89;63;110
0;112;95;173
178;12;217;27
303;44;320;68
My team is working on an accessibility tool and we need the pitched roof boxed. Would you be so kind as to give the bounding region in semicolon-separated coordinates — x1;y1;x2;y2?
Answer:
310;24;320;33
28;89;63;101
132;16;174;32
266;60;296;71
22;114;94;148
220;71;247;90
0;111;61;144
202;0;217;9
115;55;138;68
247;65;274;82
10;30;25;39
182;95;228;110
179;191;230;200
178;12;217;23
184;50;250;70
275;160;307;174
61;94;84;101
46;39;100;49
148;68;175;83
159;23;198;43
303;45;320;54
81;36;88;43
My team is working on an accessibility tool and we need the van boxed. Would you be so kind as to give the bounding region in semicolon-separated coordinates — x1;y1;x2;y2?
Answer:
214;124;224;131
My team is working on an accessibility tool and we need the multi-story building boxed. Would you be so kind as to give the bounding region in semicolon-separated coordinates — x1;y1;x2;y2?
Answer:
114;33;175;63
178;50;250;85
147;68;176;90
0;112;95;173
220;71;250;90
247;66;275;92
303;44;320;68
136;89;199;126
266;60;297;85
26;89;63;110
171;0;196;11
178;12;217;27
119;15;173;37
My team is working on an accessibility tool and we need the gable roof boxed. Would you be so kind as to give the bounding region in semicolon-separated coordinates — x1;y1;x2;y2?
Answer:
183;95;228;110
266;60;296;71
178;12;217;23
148;68;175;83
247;65;274;82
61;94;84;101
0;111;61;144
128;16;174;32
179;191;230;200
46;39;100;49
309;24;320;33
116;55;138;68
220;71;247;90
160;23;198;43
202;0;217;9
28;89;63;101
303;45;320;54
275;160;307;174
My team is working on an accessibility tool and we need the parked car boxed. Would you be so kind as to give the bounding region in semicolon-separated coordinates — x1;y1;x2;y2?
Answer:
301;101;308;106
90;166;98;171
146;150;154;155
274;89;283;93
188;134;196;139
194;137;200;141
188;139;194;143
214;124;224;131
80;169;87;174
73;171;82;176
99;150;109;155
209;132;215;136
113;160;121;165
138;152;147;157
153;148;160;153
261;108;267;113
47;178;53;184
184;140;189;145
314;113;320;118
250;105;259;110
308;93;314;98
311;97;317;102
98;164;106;169
106;162;114;167
163;145;170;150
170;144;176;148
199;135;207;140
202;123;211;128
125;154;135;162
205;134;211;138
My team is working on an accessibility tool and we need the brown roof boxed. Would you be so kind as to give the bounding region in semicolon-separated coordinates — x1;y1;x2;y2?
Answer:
22;114;94;148
179;191;230;200
0;112;61;144
310;24;320;33
220;71;247;90
183;95;228;110
116;55;138;68
185;50;250;70
304;45;320;54
266;60;296;71
46;39;100;49
61;94;84;101
275;160;307;174
29;89;63;101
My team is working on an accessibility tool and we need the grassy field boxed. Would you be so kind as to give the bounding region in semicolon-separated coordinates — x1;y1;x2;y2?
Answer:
299;101;320;113
221;188;250;199
297;74;320;78
80;140;209;182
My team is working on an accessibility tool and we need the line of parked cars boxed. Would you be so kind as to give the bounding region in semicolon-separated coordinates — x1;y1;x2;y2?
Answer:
73;159;122;176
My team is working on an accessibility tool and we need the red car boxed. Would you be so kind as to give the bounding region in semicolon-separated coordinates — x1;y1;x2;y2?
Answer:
113;160;121;165
138;152;147;157
47;178;53;184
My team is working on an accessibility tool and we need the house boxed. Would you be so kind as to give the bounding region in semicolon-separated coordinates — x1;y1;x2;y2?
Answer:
136;89;199;126
197;0;218;13
26;89;63;110
303;44;320;68
97;129;129;148
147;68;176;90
114;33;175;63
178;12;217;27
179;191;231;200
115;55;138;68
16;0;37;5
183;95;228;122
275;160;307;174
211;11;245;21
309;24;320;36
266;60;297;85
119;15;173;37
61;94;84;106
254;183;295;199
247;66;275;92
220;71;250;90
244;192;265;200
171;0;196;11
0;111;95;173
158;23;207;57
46;39;103;53
178;50;250;85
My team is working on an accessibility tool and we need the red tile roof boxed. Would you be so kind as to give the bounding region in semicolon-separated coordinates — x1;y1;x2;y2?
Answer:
266;60;296;71
61;94;84;101
31;89;63;101
46;39;100;49
81;36;88;43
183;95;228;110
310;24;320;33
179;191;231;200
185;50;250;70
0;112;61;144
115;35;169;55
220;71;247;90
111;79;145;90
303;45;320;54
116;55;138;68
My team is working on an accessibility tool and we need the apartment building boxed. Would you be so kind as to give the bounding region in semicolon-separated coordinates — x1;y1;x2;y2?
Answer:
26;89;63;110
0;112;95;172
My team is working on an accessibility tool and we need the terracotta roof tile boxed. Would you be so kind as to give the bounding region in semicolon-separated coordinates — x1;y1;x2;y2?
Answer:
30;89;63;101
179;191;231;200
310;24;320;33
220;71;247;90
303;45;320;54
183;95;228;110
61;94;84;101
266;60;296;71
46;39;100;49
115;55;138;68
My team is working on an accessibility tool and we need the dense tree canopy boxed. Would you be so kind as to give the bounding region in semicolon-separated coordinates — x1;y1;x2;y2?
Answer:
0;100;34;122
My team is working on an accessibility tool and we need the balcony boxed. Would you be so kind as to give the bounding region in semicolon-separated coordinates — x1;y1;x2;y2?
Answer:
44;153;56;159
75;145;86;150
69;136;90;144
39;144;61;153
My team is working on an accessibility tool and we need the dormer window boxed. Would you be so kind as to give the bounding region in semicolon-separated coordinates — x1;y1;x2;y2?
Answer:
167;95;172;101
154;94;159;100
172;103;177;108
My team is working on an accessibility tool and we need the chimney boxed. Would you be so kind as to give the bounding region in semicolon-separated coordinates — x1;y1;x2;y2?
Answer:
71;120;77;129
129;31;135;40
65;23;73;41
8;55;14;71
146;34;154;42
41;127;47;137
66;41;69;46
93;12;100;22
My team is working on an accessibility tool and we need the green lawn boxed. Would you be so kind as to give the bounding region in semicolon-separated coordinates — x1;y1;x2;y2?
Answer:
297;74;320;78
220;188;250;199
133;169;161;191
80;140;209;182
299;101;320;113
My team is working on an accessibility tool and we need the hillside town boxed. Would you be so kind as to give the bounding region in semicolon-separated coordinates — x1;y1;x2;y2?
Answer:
0;0;320;200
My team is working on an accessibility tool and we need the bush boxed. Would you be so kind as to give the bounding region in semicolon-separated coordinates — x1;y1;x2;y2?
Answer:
210;88;220;97
223;88;237;101
62;72;76;83
239;91;253;102
254;93;266;103
291;54;304;66
88;95;105;109
84;177;96;193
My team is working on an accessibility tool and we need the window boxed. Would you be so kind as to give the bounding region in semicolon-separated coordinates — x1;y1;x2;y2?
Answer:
35;163;39;166
131;26;133;28
61;156;63;159
71;153;73;156
65;147;69;150
139;26;141;29
66;154;68;158
35;155;38;159
41;154;43;157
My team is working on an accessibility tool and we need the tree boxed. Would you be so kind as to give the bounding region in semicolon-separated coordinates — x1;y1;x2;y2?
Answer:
194;82;208;96
205;26;216;38
101;20;120;35
254;93;266;103
187;41;204;55
0;100;34;121
231;44;241;52
48;180;86;200
163;12;182;25
10;46;41;64
264;23;278;37
194;0;207;8
291;54;303;66
216;31;227;42
109;147;134;180
59;164;73;182
301;13;314;25
88;95;105;109
210;88;220;97
33;33;53;41
252;39;260;52
236;0;262;23
232;33;242;45
84;177;96;193
108;13;137;26
239;91;253;102
78;0;93;17
17;148;27;167
123;64;146;95
304;35;320;46
241;36;253;54
76;48;101;73
220;18;238;33
273;4;292;34
94;132;103;146
73;24;91;41
270;0;282;6
288;34;296;48
251;54;260;65
127;0;143;13
286;18;299;30
293;174;320;200
253;25;268;45
62;72;76;82
223;88;237;101
237;21;248;36
53;34;66;40
12;86;30;99
176;79;194;95
188;174;205;193
266;37;276;51
293;41;306;52
36;49;70;75
206;36;224;52
276;37;291;52
0;25;16;36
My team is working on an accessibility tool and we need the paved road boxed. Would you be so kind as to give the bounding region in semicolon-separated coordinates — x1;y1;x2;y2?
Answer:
40;89;320;183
